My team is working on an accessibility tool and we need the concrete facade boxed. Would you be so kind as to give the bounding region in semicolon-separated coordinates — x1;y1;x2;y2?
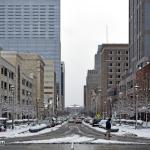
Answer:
0;53;15;119
129;0;150;73
19;53;45;119
99;44;129;117
0;0;62;111
44;59;55;117
85;70;99;115
0;51;35;119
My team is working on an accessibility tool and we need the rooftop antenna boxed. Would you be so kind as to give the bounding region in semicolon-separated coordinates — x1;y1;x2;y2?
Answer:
106;25;109;43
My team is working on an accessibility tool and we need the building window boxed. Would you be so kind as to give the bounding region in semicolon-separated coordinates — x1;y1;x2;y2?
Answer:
1;67;3;74
126;51;128;54
22;79;25;85
1;81;4;89
109;81;112;84
109;51;112;54
22;89;25;95
125;63;128;66
109;57;112;60
117;75;121;78
117;63;120;66
117;57;120;60
117;69;121;72
26;81;29;87
109;69;112;72
4;82;7;90
109;75;112;78
126;57;128;60
118;50;120;54
4;68;7;76
109;63;112;66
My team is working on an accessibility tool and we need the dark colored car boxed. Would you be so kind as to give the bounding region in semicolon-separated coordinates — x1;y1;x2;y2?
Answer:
92;118;101;127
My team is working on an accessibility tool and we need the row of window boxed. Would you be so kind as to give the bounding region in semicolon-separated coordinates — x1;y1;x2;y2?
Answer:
22;89;32;96
0;95;32;105
1;67;14;79
108;80;120;85
108;62;128;67
109;50;128;55
0;5;55;7
22;79;32;88
1;81;14;91
108;74;121;78
0;36;55;39
0;95;13;104
109;69;122;72
109;56;128;60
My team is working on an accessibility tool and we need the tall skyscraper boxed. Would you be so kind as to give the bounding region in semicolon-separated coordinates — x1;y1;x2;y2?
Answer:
0;0;61;105
129;0;150;73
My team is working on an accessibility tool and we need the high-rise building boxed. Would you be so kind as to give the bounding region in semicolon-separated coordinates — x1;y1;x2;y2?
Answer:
129;0;150;73
44;59;56;116
99;44;128;116
85;70;99;114
0;0;61;107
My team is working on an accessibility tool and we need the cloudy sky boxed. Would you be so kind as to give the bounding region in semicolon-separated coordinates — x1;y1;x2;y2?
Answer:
61;0;129;107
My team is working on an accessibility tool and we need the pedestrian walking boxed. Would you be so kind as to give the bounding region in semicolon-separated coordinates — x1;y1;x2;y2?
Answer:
105;118;111;140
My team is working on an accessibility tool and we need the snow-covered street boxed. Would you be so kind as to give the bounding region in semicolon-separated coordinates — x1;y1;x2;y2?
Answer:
0;122;66;138
83;121;150;139
13;134;145;144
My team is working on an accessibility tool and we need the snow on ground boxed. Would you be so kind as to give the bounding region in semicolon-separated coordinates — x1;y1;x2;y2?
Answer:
0;122;67;138
83;121;150;139
13;134;144;144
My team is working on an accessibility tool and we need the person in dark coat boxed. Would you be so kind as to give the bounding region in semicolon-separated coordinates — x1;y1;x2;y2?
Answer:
105;118;111;139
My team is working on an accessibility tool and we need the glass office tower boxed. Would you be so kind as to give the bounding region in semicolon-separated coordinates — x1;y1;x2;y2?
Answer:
0;0;61;104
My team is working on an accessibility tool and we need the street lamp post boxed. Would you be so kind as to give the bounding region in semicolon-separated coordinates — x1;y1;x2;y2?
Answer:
96;89;102;115
109;97;112;117
103;101;106;119
146;88;150;128
119;92;123;125
27;91;31;125
134;84;139;129
10;85;15;129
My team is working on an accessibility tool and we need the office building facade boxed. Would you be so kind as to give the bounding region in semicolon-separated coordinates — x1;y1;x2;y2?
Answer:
0;0;61;107
129;0;150;73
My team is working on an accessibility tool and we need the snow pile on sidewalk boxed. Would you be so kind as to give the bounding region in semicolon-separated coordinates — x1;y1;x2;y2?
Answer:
13;134;144;144
83;121;150;139
0;122;66;138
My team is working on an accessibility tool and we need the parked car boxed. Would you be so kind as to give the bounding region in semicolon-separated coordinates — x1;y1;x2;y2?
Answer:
29;124;47;133
0;118;7;131
99;119;119;132
92;118;101;127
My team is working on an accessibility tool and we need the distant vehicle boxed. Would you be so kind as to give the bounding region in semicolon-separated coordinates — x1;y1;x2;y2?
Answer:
75;118;82;124
68;118;74;123
99;120;119;132
92;118;101;127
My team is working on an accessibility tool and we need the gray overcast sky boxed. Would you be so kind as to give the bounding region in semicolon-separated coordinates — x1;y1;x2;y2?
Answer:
61;0;129;107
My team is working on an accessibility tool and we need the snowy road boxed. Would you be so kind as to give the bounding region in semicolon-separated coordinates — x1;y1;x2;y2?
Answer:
0;122;150;149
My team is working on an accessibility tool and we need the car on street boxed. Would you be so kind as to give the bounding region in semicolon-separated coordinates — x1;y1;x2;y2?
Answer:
92;118;101;127
75;118;82;124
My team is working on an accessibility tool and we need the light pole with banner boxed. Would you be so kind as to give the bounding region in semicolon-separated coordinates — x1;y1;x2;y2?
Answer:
119;92;123;125
10;85;15;129
134;84;139;129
